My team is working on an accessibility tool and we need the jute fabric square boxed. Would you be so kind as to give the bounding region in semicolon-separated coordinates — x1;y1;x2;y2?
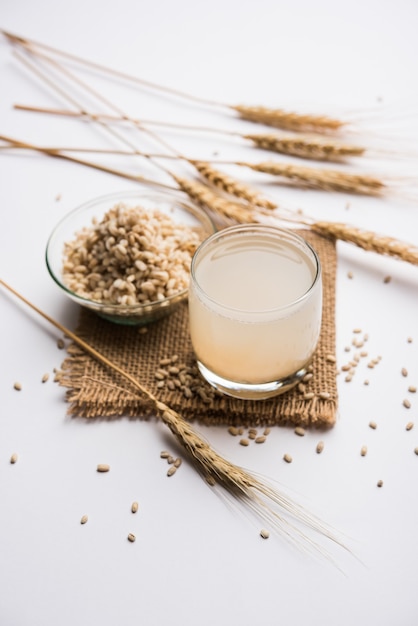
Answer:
57;230;337;428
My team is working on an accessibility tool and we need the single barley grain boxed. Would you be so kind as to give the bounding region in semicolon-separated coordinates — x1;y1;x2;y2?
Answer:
167;455;175;464
364;379;370;385
13;382;22;391
131;502;139;513
10;453;18;464
57;338;65;349
80;514;88;524
326;354;336;363
383;275;392;283
406;422;414;431
127;533;136;543
283;453;293;463
360;446;367;457
41;373;49;383
97;464;110;472
316;441;324;454
160;450;170;459
377;480;383;488
228;426;239;436
414;447;418;455
260;528;270;539
369;421;377;429
239;438;250;447
263;428;271;436
167;466;177;477
402;368;408;377
403;399;411;409
319;391;331;399
304;392;315;400
295;427;305;437
255;436;267;444
408;386;416;393
173;458;182;468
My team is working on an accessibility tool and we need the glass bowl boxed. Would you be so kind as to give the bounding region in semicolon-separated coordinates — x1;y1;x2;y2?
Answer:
45;189;216;325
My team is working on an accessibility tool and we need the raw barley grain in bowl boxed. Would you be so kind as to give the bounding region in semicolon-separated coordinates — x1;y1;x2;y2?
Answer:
46;190;216;325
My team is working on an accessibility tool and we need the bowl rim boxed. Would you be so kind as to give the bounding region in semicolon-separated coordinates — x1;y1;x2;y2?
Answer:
45;188;216;315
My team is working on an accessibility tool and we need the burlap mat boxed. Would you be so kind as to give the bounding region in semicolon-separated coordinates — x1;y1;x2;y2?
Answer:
56;230;337;428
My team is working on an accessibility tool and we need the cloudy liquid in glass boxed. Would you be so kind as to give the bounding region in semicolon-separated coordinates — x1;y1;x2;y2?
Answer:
189;232;322;385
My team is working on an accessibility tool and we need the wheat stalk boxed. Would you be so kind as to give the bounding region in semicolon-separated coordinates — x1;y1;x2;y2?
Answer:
245;133;365;161
310;221;418;265
240;161;385;195
233;104;345;134
173;175;258;224
13;103;367;165
0;277;352;564
2;30;348;136
192;161;277;209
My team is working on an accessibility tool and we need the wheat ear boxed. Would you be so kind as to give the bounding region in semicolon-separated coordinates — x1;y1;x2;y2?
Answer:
241;161;385;196
173;175;258;224
192;161;277;210
233;104;345;134
245;133;365;161
311;222;418;265
0;277;352;563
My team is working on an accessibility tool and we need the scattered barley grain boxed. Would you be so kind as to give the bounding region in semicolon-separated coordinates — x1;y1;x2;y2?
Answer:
97;464;110;472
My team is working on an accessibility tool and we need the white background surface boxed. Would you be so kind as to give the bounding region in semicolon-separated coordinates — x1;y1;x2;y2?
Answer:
1;1;418;625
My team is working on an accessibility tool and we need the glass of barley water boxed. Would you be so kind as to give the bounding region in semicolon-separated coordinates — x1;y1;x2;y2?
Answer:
188;224;322;400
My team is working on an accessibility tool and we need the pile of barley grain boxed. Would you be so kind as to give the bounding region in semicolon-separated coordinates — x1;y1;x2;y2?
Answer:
62;203;203;306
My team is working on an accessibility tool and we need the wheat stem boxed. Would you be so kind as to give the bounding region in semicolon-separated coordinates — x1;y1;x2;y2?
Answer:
0;134;177;190
0;276;352;563
14;103;365;164
3;30;347;134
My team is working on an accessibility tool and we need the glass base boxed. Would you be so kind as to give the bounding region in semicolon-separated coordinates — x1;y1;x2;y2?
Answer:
196;361;309;400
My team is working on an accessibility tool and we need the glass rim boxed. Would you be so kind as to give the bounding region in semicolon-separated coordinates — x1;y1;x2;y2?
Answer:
190;223;322;316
